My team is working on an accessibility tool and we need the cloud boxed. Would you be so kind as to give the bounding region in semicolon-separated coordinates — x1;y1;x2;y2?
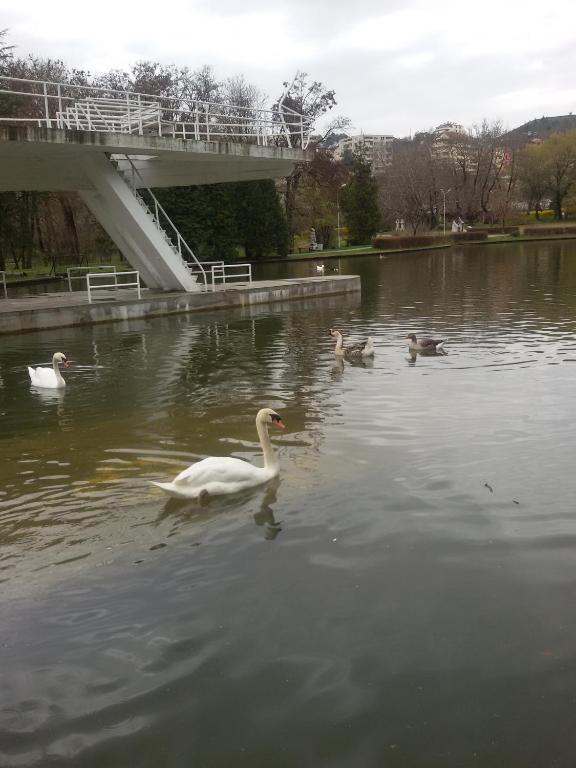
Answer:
1;0;575;137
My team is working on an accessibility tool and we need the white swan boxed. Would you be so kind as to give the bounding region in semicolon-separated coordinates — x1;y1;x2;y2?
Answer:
152;408;286;499
28;352;69;389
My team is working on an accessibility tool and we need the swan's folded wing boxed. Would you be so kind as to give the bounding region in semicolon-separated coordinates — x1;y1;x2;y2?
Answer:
172;456;260;486
30;366;56;385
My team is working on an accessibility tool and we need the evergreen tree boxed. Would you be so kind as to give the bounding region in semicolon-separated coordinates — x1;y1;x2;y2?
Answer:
154;179;287;261
234;180;288;258
341;150;380;244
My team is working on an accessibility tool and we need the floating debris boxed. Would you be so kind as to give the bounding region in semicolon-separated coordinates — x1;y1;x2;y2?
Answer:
484;482;494;493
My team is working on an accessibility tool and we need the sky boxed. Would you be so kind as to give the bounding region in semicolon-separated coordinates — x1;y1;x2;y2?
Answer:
2;0;576;138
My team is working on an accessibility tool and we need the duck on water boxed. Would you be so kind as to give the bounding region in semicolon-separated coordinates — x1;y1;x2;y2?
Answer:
405;334;447;353
329;329;375;359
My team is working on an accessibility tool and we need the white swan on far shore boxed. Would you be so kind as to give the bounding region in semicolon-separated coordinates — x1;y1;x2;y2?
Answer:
151;408;286;499
28;352;69;389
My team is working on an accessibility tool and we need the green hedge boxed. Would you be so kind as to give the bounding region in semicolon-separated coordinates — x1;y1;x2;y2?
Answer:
522;226;576;236
372;235;445;249
450;231;488;242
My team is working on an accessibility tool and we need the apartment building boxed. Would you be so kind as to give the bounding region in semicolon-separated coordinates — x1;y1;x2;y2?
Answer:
334;134;395;172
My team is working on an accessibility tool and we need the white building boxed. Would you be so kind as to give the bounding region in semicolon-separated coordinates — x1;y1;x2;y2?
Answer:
334;134;395;172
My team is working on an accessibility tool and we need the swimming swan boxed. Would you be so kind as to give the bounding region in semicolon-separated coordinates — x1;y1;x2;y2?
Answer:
28;352;69;389
151;408;286;499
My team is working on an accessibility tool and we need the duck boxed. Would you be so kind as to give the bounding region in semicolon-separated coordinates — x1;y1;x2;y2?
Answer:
316;264;325;273
329;328;374;359
151;408;286;499
405;334;446;352
28;352;69;389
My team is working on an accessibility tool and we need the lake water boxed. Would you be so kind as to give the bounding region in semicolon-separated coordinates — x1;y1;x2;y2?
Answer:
2;241;576;767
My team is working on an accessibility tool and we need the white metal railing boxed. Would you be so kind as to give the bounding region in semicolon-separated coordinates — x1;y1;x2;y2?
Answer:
86;270;141;304
211;263;252;291
67;265;117;291
185;260;223;283
118;154;208;289
0;75;313;149
0;271;6;298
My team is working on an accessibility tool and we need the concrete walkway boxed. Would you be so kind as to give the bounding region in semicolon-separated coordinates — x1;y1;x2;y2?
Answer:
0;275;360;335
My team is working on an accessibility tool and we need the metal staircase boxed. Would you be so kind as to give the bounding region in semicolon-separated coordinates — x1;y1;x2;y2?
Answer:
113;154;207;288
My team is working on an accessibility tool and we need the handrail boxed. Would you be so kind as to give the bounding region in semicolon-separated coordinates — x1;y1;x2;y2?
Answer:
0;75;313;148
119;154;208;288
67;265;117;291
185;260;223;283
211;263;252;291
86;270;141;304
0;271;6;298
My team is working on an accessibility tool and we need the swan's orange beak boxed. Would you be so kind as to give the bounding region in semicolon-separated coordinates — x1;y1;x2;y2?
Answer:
275;419;286;429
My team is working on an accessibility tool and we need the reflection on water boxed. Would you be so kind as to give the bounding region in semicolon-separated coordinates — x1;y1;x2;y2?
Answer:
2;242;576;766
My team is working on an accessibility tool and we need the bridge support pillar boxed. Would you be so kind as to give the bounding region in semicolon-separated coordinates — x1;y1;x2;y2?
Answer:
79;153;200;292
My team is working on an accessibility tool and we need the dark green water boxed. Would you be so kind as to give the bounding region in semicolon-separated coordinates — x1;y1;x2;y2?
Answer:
2;241;576;767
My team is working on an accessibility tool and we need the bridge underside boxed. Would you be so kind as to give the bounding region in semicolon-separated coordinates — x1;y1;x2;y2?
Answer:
0;126;305;192
0;126;307;292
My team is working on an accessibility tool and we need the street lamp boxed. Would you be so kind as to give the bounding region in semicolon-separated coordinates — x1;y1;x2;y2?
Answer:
336;183;347;249
440;188;452;235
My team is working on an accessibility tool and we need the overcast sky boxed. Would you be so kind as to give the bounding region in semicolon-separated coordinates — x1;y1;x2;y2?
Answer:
2;0;575;137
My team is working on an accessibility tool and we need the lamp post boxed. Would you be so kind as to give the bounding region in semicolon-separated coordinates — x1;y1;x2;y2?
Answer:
440;188;451;235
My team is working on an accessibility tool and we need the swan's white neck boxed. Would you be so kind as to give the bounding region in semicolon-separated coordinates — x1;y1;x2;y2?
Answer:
52;355;65;386
256;416;278;472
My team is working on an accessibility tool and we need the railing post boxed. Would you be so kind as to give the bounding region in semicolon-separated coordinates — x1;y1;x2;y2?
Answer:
43;82;51;127
126;93;131;134
67;268;72;292
194;102;200;140
137;94;143;135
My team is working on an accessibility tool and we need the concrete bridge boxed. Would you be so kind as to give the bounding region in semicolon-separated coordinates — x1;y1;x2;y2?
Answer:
0;76;312;292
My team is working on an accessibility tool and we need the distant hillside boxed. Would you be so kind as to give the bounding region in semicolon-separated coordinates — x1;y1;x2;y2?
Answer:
506;115;576;143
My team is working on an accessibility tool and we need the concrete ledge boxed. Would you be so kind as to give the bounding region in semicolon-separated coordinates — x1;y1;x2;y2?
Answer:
0;275;361;335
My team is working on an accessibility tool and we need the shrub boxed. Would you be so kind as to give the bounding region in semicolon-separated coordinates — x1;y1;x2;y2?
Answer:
372;235;446;250
523;226;576;236
450;232;488;242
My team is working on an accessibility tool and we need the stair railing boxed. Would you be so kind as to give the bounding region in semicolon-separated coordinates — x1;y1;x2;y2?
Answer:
117;154;207;289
